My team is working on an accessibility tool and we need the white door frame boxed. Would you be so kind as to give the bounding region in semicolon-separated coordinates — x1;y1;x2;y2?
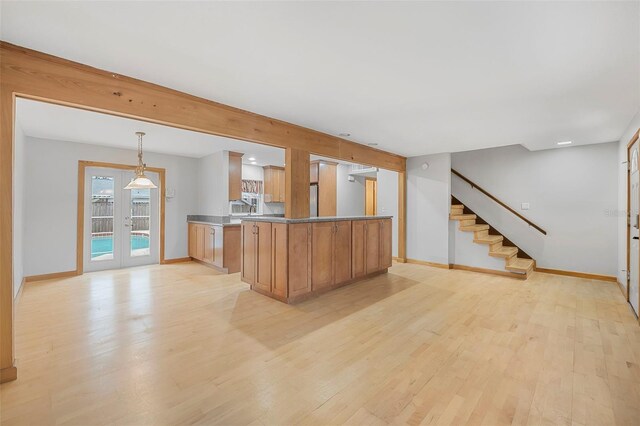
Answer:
81;163;163;273
626;130;640;322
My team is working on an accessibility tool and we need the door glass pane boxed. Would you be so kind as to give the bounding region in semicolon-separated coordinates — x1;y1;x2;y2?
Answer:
91;176;115;260
130;188;150;257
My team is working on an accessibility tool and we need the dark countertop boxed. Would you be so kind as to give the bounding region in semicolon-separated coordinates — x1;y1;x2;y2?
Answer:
187;214;286;227
243;215;393;224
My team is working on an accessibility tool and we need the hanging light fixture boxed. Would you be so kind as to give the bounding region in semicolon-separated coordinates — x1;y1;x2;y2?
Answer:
124;132;158;190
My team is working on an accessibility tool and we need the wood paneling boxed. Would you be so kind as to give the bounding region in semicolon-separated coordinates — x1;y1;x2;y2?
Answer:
285;148;310;218
228;151;243;201
288;223;312;298
318;162;337;217
311;222;334;290
334;221;352;284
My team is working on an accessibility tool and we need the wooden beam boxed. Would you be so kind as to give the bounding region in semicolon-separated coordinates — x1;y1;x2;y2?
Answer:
397;170;407;262
0;89;14;383
0;42;405;171
285;148;310;219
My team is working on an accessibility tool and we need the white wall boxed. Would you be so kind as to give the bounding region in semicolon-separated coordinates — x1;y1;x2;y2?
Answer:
23;137;199;276
198;151;229;216
377;168;399;257
406;153;452;264
452;143;618;276
12;124;26;298
618;111;640;284
336;164;365;217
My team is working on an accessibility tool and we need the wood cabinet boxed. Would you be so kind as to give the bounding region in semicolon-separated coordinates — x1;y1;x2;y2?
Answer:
263;166;285;203
352;218;392;277
311;221;351;290
241;221;272;293
228;151;243;201
241;218;391;304
189;222;241;273
288;223;312;298
310;162;319;184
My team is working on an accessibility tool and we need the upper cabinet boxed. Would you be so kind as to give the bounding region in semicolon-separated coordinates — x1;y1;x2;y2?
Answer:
263;165;285;203
228;151;244;201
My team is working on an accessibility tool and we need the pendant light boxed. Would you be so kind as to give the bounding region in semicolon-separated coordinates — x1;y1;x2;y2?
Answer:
124;132;158;190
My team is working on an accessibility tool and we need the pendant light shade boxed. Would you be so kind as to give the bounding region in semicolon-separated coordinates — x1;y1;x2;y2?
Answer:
124;132;157;190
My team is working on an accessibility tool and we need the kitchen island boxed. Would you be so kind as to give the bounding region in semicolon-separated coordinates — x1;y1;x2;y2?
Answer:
241;216;393;303
187;217;241;273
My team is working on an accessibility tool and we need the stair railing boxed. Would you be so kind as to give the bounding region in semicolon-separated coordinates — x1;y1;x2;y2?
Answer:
451;169;547;235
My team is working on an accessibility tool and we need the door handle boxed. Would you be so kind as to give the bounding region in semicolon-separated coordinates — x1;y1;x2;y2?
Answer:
633;236;639;240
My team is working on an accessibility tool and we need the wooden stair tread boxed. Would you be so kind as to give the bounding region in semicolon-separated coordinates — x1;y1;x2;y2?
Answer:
450;214;476;220
489;246;518;258
505;258;534;273
451;204;464;210
460;224;489;232
473;235;503;244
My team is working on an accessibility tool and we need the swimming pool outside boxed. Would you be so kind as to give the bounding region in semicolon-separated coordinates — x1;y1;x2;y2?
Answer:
91;235;150;258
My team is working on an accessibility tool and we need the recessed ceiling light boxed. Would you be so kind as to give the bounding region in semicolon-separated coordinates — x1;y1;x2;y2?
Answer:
248;157;256;161
338;133;351;137
368;143;378;146
250;161;257;165
557;141;572;146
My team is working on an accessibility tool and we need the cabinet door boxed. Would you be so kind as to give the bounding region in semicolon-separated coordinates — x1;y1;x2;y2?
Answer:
196;224;206;261
311;222;334;290
254;222;272;293
352;220;366;278
334;221;352;285
310;163;319;184
365;220;381;274
241;222;256;284
228;152;243;201
204;226;215;264
278;169;286;202
188;223;198;258
289;223;312;297
380;219;393;269
212;225;224;268
271;223;288;298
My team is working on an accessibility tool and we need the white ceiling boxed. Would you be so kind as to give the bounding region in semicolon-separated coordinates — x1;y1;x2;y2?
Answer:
16;98;285;166
3;1;639;155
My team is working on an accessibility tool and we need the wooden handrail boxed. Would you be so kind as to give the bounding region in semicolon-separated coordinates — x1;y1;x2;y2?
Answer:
451;169;547;235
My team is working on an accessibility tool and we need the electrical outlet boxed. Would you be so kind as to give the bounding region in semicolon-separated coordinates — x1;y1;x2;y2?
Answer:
521;202;530;210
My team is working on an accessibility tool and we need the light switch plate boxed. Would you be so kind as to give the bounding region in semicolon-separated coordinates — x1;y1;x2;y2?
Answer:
521;202;530;210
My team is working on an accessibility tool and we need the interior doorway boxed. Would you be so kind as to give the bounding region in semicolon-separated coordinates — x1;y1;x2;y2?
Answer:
83;166;160;272
365;177;377;216
629;138;640;317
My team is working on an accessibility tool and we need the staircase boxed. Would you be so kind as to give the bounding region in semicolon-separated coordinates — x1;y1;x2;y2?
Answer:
450;203;535;279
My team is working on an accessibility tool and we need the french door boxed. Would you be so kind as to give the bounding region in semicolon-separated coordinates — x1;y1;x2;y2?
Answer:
84;167;160;272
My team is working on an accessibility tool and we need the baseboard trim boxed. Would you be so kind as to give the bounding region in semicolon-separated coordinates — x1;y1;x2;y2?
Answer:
24;270;78;283
161;257;192;264
392;257;407;263
14;278;25;302
534;267;617;283
0;366;17;383
451;264;527;280
406;258;452;269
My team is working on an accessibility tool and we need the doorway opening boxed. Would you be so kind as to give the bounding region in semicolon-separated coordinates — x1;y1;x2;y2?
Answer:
365;177;377;216
80;164;163;273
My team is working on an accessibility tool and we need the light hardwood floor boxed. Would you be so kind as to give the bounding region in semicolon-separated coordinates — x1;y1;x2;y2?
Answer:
1;262;639;425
